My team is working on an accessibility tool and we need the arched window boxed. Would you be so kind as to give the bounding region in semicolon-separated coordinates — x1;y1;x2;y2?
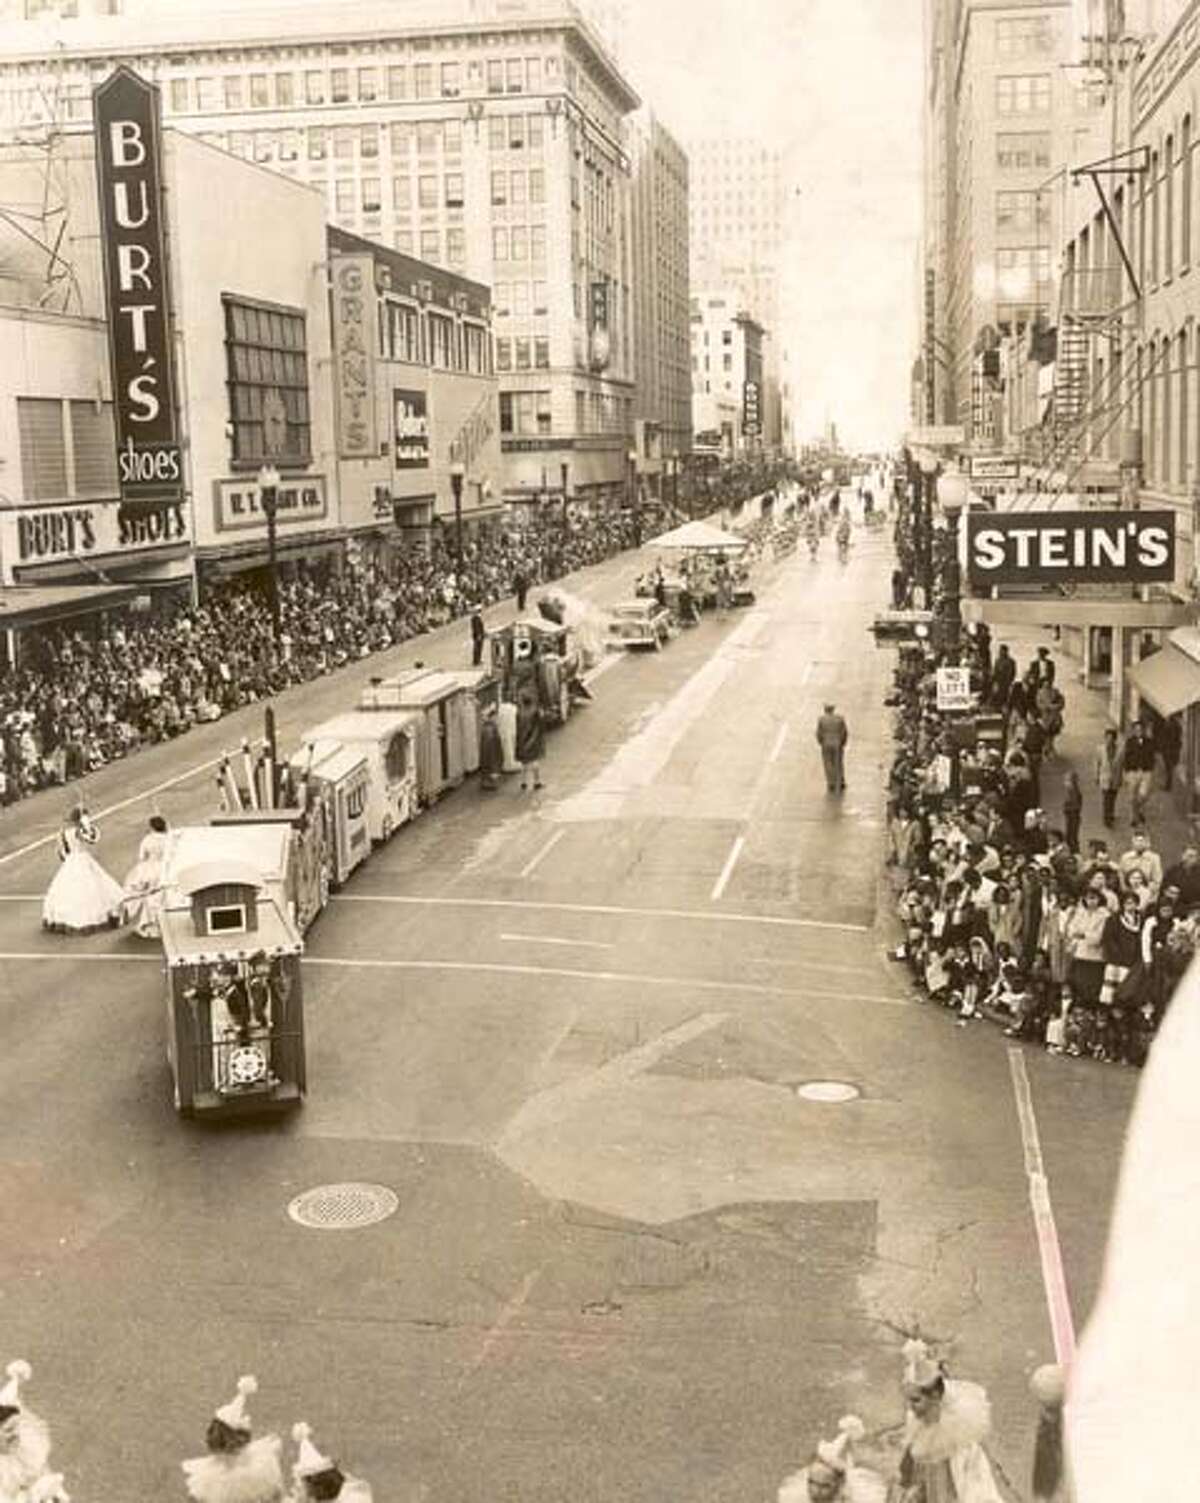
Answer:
1183;117;1194;269
1178;328;1189;487
1165;134;1175;278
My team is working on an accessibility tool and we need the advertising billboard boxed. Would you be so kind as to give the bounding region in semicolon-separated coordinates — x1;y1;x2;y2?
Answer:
966;510;1176;588
394;389;430;469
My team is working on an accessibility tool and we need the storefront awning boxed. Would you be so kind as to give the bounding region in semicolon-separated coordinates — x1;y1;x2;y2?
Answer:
963;596;1192;630
1128;643;1200;718
0;582;140;629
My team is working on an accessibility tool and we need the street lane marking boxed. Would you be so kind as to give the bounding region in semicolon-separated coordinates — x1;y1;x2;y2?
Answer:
1008;1047;1077;1367
767;722;790;764
500;933;613;950
334;894;870;934
519;829;565;879
0;952;159;962
711;834;746;901
464;1268;542;1377
582;651;624;685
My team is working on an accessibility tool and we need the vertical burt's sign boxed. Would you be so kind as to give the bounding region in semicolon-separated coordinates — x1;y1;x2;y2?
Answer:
93;67;183;508
332;255;377;458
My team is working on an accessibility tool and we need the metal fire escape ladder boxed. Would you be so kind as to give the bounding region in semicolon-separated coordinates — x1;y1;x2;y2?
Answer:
1051;335;1170;502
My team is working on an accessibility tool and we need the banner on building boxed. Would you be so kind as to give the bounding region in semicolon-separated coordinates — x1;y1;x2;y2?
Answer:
93;66;183;510
966;509;1176;588
743;380;762;437
332;255;377;458
394;389;430;469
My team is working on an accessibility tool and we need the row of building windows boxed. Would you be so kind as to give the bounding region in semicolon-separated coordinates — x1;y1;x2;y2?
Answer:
165;54;560;116
495;336;551;371
224;297;312;466
17;396;117;503
492;224;548;262
995;74;1052;116
499;388;552;435
996;189;1050;235
377;299;490;373
994;15;1057;61
996;131;1051;172
490;167;547;205
493;281;550;316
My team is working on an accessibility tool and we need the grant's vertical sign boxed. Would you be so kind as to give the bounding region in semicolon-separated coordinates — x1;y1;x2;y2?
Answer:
93;67;183;508
332;255;377;458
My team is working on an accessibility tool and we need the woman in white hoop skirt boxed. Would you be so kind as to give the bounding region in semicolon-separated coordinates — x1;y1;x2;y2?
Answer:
42;804;124;934
120;814;169;939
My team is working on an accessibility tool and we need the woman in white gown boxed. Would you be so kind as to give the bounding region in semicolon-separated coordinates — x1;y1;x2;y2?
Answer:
42;805;124;934
120;814;169;939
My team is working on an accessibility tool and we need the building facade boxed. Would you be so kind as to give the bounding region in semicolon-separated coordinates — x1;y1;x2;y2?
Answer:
689;290;764;458
0;0;643;514
628;109;691;497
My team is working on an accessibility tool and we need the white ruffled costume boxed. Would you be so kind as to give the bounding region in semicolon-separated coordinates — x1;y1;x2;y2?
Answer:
0;1360;61;1503
42;814;123;934
120;824;169;939
288;1423;372;1503
182;1377;285;1503
777;1415;887;1503
901;1378;1003;1503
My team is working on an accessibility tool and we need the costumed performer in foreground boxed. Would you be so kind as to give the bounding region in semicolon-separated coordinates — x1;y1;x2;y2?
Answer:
288;1423;372;1503
896;1340;1003;1503
41;804;124;934
776;1414;886;1503
0;1359;58;1503
120;812;170;939
181;1375;285;1503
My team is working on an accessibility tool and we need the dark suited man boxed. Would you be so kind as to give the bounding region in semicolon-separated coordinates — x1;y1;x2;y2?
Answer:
815;703;849;793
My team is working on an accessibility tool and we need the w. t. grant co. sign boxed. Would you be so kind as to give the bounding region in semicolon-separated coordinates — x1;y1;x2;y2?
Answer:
966;510;1176;589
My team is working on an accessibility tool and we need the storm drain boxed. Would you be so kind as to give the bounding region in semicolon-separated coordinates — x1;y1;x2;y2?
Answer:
287;1182;399;1230
795;1081;861;1104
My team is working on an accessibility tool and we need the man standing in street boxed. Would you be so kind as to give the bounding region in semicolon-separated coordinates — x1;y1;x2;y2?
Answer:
515;694;546;793
469;605;486;666
1095;726;1123;828
1121;718;1157;826
815;703;848;794
990;643;1016;711
513;568;529;613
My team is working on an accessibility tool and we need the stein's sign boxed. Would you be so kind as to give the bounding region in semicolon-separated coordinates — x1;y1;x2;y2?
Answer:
966;510;1176;588
93;67;183;509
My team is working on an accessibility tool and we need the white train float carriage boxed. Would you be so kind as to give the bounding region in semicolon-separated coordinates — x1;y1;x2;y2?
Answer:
159;826;306;1117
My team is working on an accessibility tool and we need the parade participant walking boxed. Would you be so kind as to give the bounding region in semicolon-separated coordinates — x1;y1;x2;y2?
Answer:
469;606;486;666
815;704;849;794
1094;727;1123;828
776;1415;886;1502
515;695;546;792
897;1340;1003;1502
120;813;170;939
512;568;529;612
1121;719;1157;825
0;1360;58;1503
288;1424;372;1502
41;804;124;934
181;1376;285;1503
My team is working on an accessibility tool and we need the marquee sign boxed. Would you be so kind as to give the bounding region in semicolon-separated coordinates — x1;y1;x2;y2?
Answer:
332;255;377;458
93;67;183;509
966;510;1176;588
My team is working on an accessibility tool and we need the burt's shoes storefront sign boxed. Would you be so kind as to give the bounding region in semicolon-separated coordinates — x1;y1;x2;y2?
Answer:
1;500;190;582
966;510;1177;589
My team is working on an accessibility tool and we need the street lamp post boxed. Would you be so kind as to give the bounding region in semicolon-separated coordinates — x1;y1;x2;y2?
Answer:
627;447;640;545
449;460;466;574
257;463;282;645
915;452;940;608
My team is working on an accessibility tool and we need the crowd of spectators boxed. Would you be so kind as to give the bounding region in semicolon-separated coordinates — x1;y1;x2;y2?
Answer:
0;507;658;806
885;575;1196;1068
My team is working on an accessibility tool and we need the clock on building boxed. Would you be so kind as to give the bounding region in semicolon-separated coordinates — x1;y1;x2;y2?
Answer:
262;388;287;457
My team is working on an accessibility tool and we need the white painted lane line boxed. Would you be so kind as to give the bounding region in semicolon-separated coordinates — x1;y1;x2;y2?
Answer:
711;834;746;902
0;952;158;963
500;932;613;950
582;651;624;686
0;754;224;869
464;1268;542;1377
1008;1047;1077;1367
334;893;870;934
0;896;42;902
519;829;565;879
767;722;790;765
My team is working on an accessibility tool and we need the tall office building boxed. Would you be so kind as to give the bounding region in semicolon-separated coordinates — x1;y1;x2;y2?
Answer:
686;135;787;448
0;0;643;512
628;109;691;491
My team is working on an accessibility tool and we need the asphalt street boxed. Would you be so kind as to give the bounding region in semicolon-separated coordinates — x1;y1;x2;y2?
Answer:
0;512;1136;1501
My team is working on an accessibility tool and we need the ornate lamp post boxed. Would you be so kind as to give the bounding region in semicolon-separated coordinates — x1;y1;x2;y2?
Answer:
256;462;282;644
937;467;969;656
449;460;466;573
627;446;640;545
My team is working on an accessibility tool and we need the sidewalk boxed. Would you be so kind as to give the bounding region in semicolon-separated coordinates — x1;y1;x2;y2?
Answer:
987;619;1189;867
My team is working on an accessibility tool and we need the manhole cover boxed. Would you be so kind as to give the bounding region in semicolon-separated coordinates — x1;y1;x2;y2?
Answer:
796;1081;861;1104
287;1183;399;1230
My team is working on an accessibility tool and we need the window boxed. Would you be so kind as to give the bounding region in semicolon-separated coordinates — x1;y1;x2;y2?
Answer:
511;226;529;260
305;71;324;105
487;59;504;94
361;125;379;159
488;116;507;151
533;279;548;314
335;179;355;215
723;353;732;371
418;174;438;208
394;230;413;254
250;74;269;108
513;281;530;315
494;283;511;315
509;115;526;149
1184;118;1194;270
996;131;1051;172
358;67;378;102
307;126;327;161
333;127;354;160
464;322;487;373
1165;135;1175;278
515;336;531;370
499;391;547;434
446;227;466;266
996;74;1051;115
387;65;407;101
535;390;552;434
491;168;507;205
69;400;118;497
530;168;545;203
1151;150;1160;283
530;225;546;260
279;130;299;162
362;177;381;212
390;120;413;155
496;337;512;372
493;226;509;259
382;300;422;362
222;296;312;465
207;904;247;937
331;68;350;103
414;63;433;100
17;398;67;500
995;190;1046;234
507;59;524;93
444;118;463;154
223;75;243;110
996;14;1055;59
392;176;411;207
275;72;294;108
195;76;219;110
417;120;440;155
445;172;464;207
527;114;544;148
421;230;440;262
534;336;550;369
429;313;454;368
170;78;188;113
441;61;460;96
527;57;542;92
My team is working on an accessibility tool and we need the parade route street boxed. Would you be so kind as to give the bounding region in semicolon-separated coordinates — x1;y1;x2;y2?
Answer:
0;529;1136;1500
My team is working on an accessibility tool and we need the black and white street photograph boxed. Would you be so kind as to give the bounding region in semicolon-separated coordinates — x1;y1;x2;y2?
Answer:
0;0;1195;1499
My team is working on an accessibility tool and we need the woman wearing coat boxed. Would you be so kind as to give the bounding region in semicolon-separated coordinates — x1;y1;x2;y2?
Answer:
1065;886;1109;1005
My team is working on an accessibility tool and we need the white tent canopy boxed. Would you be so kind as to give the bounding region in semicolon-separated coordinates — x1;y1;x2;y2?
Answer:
649;519;748;552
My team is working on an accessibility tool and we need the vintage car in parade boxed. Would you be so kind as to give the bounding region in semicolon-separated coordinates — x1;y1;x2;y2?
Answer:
607;599;672;651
